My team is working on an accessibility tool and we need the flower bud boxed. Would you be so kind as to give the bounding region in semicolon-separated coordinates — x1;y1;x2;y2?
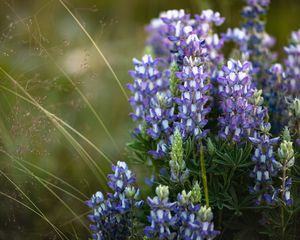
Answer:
278;140;294;167
170;62;180;96
260;122;271;134
250;89;264;106
198;206;214;222
290;98;300;118
124;186;136;198
282;127;291;142
171;128;184;165
190;182;202;203
179;190;191;204
155;185;169;200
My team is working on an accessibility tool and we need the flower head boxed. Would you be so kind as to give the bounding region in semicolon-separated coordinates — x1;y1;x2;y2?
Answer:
249;123;280;205
218;59;264;142
284;29;300;96
87;161;143;240
144;185;177;239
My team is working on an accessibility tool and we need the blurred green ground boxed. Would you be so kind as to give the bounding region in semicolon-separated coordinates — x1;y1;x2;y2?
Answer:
0;0;299;239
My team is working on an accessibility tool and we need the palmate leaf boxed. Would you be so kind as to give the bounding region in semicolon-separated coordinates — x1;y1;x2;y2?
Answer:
126;133;157;164
214;141;253;169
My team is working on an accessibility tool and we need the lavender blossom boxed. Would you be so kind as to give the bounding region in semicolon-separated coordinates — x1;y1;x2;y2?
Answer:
176;60;211;139
284;29;300;96
86;161;143;240
223;28;249;54
224;0;275;84
159;9;191;66
128;54;176;158
194;10;225;78
265;63;287;110
241;0;276;77
175;35;212;140
145;9;189;61
218;59;264;142
249;123;280;205
159;9;224;70
145;86;175;158
146;91;174;140
144;185;177;239
146;18;171;59
128;55;163;127
176;190;220;239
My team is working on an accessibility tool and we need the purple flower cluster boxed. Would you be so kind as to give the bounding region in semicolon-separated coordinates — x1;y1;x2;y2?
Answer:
194;10;225;78
128;55;176;157
145;9;224;70
144;185;177;239
146;18;171;59
223;28;249;54
176;54;212;139
218;59;265;142
284;29;300;96
145;185;219;239
86;161;143;240
146;9;190;64
224;0;276;83
282;177;293;206
249;123;280;205
130;15;218;155
176;192;219;239
128;55;163;125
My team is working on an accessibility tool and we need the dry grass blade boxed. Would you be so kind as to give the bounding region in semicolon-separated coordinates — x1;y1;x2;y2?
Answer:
59;0;129;101
14;166;86;203
0;70;111;185
15;160;91;232
4;0;120;152
18;158;89;199
0;169;68;240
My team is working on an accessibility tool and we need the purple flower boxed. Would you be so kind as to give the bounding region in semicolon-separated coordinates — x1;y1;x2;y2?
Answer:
249;123;281;205
264;63;288;131
283;177;293;206
176;55;211;139
86;161;143;240
246;0;271;7
128;55;163;124
195;10;225;30
194;10;225;79
107;161;137;193
146;91;175;140
223;28;249;53
146;18;172;59
284;29;300;96
218;59;265;142
224;0;275;84
144;185;177;239
145;87;176;158
128;55;176;157
175;191;220;239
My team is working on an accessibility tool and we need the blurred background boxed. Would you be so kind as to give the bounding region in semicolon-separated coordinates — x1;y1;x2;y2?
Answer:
0;0;299;239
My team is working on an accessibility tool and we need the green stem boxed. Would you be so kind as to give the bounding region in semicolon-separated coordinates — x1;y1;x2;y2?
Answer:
281;165;287;239
200;142;209;206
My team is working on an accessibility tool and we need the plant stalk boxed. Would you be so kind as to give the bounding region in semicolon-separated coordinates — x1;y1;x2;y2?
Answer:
200;142;209;206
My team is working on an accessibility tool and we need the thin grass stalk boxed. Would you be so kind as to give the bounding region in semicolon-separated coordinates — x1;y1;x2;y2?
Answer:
58;0;129;101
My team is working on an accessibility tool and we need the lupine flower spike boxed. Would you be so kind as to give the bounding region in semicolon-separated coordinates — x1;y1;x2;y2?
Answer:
86;162;143;240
